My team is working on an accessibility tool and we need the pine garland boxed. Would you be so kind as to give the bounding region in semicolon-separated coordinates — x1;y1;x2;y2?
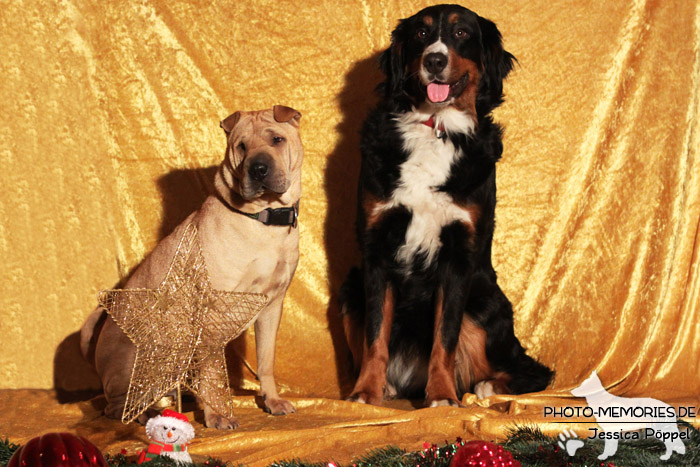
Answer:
0;439;20;466
1;423;697;466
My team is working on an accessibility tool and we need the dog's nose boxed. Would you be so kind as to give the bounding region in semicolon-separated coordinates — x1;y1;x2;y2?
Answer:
249;162;269;181
424;53;447;75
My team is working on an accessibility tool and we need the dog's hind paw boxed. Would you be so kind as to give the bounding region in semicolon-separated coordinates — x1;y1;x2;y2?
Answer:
474;380;496;399
263;396;296;415
204;412;240;430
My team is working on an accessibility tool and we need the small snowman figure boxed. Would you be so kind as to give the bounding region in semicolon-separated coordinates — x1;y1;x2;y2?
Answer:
138;409;195;464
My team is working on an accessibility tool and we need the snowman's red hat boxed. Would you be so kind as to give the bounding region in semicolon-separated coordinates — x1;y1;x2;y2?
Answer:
145;409;195;442
162;409;189;424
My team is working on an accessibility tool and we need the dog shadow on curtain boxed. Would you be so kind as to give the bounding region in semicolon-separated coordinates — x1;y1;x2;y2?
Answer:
324;52;383;396
53;165;254;405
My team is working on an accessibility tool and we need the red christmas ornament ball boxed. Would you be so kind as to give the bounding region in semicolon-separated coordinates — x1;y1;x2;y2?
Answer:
450;441;521;467
8;432;107;467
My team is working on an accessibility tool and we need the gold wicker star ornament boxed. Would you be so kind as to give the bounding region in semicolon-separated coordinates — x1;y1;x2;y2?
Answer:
99;223;268;424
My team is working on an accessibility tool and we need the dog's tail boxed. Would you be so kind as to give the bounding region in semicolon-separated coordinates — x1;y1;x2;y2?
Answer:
79;307;107;365
339;267;365;374
477;285;555;395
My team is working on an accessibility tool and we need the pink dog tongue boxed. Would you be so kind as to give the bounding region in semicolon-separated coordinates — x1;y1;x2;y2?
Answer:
427;83;450;102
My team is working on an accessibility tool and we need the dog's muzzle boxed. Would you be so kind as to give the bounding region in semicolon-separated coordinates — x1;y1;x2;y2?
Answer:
243;152;289;197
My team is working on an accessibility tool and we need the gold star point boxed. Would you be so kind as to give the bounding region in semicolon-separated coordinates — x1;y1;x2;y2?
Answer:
184;289;267;419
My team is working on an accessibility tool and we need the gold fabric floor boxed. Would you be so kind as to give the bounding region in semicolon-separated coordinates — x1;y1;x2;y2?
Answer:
1;389;698;465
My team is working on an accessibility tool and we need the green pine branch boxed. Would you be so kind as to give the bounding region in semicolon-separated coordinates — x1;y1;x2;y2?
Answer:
0;439;20;466
503;422;700;467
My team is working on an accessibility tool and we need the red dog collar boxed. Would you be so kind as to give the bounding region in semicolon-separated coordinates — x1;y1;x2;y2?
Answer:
422;116;446;140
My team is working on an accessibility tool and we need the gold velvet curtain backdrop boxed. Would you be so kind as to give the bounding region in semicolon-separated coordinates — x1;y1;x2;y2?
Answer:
0;0;699;463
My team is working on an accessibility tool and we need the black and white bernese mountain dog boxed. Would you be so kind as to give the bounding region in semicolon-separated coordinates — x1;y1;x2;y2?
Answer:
340;4;553;407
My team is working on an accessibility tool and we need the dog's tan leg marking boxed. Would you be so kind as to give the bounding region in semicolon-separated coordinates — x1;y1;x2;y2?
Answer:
256;296;295;415
342;306;364;375
426;289;460;407
342;308;397;401
347;287;394;406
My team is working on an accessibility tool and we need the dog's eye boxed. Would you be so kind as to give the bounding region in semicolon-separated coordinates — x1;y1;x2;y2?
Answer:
416;28;427;40
238;142;246;152
454;28;469;40
272;136;286;145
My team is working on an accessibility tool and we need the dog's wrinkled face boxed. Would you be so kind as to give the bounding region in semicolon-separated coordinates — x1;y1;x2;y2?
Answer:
219;106;302;201
381;4;515;117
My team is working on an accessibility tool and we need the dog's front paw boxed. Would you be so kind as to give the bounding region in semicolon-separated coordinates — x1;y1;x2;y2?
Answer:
204;412;240;430
428;398;461;408
263;396;296;415
346;390;383;406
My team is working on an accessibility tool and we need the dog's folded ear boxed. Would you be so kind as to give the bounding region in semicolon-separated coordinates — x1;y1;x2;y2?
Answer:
220;111;241;134
273;105;302;127
476;16;516;116
379;25;405;99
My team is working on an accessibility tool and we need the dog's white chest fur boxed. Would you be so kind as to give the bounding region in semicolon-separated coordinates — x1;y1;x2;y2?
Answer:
381;107;475;266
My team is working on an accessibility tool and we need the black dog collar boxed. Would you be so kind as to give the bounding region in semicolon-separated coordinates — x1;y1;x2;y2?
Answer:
227;200;299;228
